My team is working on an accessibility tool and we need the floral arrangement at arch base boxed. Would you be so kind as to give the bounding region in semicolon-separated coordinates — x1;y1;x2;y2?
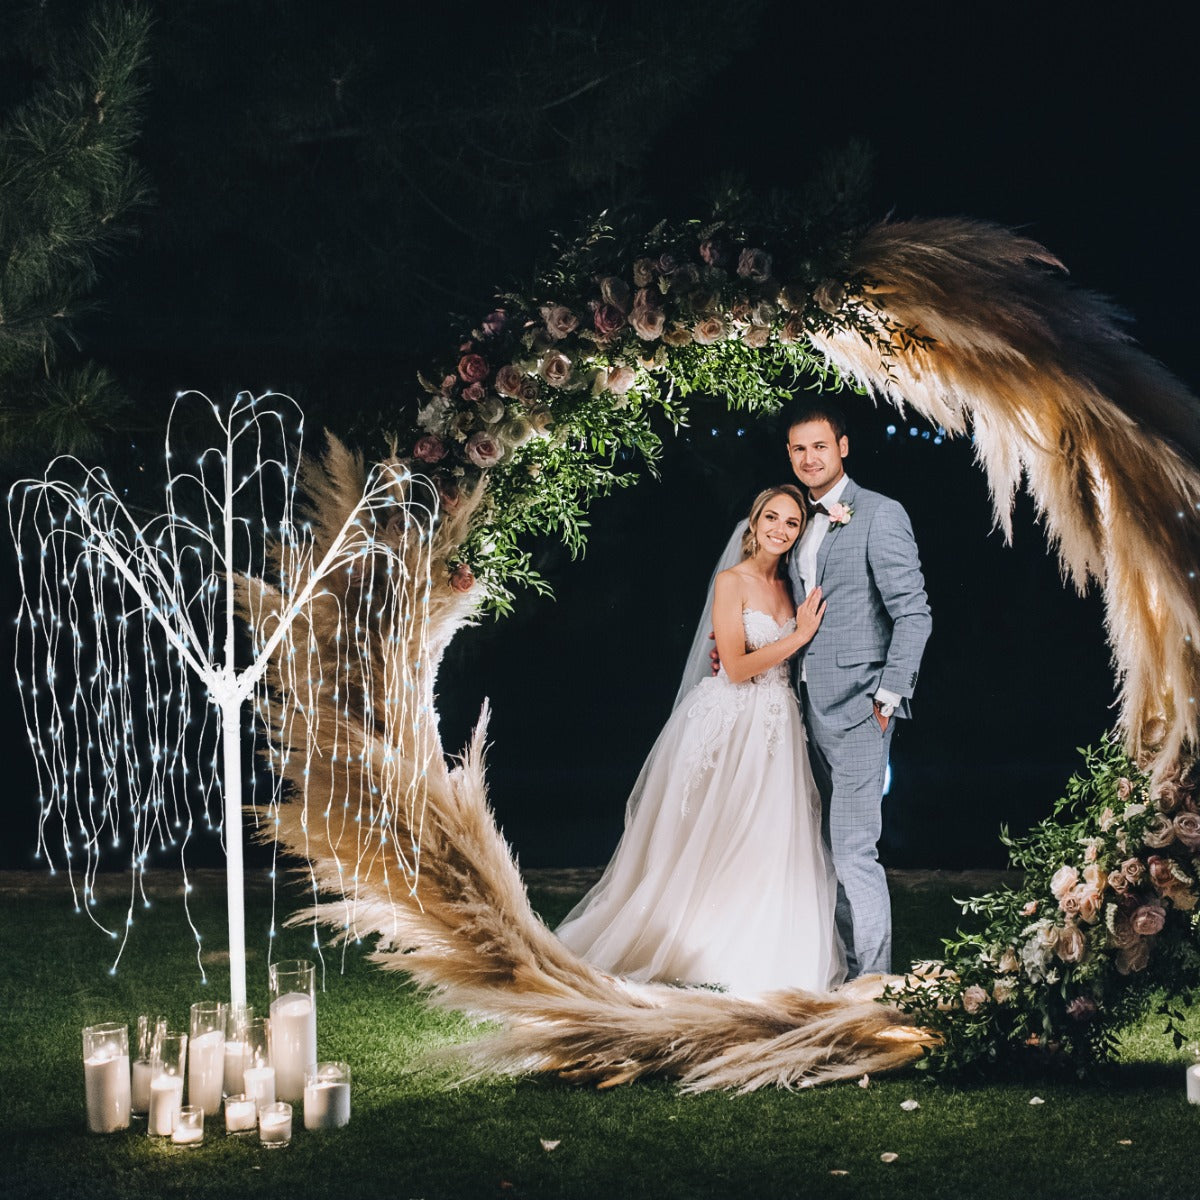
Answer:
890;732;1200;1076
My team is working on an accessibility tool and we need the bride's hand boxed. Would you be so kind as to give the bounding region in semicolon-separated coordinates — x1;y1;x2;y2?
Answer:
795;586;826;646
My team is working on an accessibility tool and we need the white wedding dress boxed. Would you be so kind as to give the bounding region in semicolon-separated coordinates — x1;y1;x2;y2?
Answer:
556;609;846;995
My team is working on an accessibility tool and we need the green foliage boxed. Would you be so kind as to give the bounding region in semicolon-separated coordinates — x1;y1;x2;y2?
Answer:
888;734;1200;1076
0;2;151;457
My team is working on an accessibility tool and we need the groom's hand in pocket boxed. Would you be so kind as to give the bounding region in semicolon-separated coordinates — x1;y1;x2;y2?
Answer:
872;699;890;733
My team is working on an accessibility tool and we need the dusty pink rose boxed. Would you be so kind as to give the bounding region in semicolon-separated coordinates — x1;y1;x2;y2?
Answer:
1154;781;1183;813
1082;863;1106;891
592;303;626;339
1050;865;1079;901
1059;889;1082;916
1122;857;1146;884
541;304;579;340
448;562;475;593
494;364;524;398
1066;995;1098;1022
742;324;771;349
1077;886;1103;924
1116;777;1134;801
465;431;504;469
1130;902;1166;936
630;291;666;340
605;365;636;395
1174;811;1200;848
1116;938;1150;974
736;246;773;282
457;352;490;383
998;947;1019;974
657;251;679;275
1056;923;1086;963
961;985;988;1014
481;308;507;337
778;314;806;343
663;323;693;347
692;316;727;345
778;283;808;311
1108;869;1131;894
599;276;631;312
539;351;574;388
1099;806;1117;831
1020;899;1039;917
731;298;755;323
826;502;852;526
1147;855;1176;890
1108;911;1138;949
1143;812;1176;848
698;238;727;266
462;381;486;404
412;434;448;464
632;257;657;287
440;373;458;395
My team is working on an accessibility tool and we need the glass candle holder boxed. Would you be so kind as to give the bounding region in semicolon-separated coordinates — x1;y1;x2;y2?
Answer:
1187;1044;1200;1104
148;1031;187;1137
171;1105;205;1146
82;1022;131;1134
224;1092;258;1134
258;1101;293;1148
304;1061;351;1130
242;1017;275;1109
269;960;316;1103
223;1003;254;1097
188;1001;226;1114
131;1014;166;1117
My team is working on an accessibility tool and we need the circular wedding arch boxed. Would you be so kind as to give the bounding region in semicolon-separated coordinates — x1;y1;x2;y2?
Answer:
259;201;1200;1086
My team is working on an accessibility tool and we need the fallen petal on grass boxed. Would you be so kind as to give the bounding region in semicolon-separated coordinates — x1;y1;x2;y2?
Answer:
880;1152;899;1163
539;1139;561;1152
1029;1096;1045;1105
900;1099;920;1111
858;1074;870;1088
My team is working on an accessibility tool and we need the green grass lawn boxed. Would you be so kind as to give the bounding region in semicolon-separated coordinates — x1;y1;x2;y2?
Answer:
1;871;1197;1200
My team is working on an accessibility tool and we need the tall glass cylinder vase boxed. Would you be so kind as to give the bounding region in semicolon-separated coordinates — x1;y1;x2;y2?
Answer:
131;1015;166;1117
223;1003;254;1097
269;960;316;1103
82;1022;131;1133
148;1031;187;1137
188;1001;226;1114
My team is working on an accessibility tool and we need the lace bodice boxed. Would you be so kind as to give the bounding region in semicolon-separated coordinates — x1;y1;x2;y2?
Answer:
681;608;797;804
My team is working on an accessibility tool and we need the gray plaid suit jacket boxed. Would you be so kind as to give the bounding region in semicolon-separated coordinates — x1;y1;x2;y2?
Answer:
789;477;931;730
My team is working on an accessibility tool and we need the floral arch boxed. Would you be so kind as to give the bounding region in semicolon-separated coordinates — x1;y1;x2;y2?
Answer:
256;195;1200;1086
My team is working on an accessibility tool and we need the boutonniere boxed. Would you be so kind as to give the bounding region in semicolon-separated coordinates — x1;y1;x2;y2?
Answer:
826;501;853;526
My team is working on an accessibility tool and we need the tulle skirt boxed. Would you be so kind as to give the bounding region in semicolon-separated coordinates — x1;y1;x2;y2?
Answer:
556;675;846;995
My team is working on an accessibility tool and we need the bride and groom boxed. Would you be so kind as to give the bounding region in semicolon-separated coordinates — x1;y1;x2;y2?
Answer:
556;399;932;993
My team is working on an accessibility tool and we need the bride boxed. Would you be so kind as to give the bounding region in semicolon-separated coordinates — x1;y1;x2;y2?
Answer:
556;485;846;995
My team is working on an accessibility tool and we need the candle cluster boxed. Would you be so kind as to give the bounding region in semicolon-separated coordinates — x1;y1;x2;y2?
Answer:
81;959;350;1148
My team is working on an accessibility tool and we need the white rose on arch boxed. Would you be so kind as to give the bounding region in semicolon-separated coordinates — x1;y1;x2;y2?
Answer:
466;431;505;469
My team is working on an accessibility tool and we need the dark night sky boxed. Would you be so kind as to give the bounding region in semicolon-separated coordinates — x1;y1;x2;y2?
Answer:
2;1;1195;872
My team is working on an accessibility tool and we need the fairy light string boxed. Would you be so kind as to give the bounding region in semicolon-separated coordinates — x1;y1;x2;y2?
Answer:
9;391;436;1000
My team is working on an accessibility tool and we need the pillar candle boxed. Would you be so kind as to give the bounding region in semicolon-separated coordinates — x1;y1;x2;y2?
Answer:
270;993;316;1103
148;1074;184;1137
223;1039;249;1096
84;1050;131;1133
188;1028;224;1112
243;1064;276;1110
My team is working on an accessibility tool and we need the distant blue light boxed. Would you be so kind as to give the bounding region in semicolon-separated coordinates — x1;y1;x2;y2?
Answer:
886;425;896;436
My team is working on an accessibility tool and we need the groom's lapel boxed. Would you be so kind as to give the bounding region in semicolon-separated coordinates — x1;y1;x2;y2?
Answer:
816;477;858;586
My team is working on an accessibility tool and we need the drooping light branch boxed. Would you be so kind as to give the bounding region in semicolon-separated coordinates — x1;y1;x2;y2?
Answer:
9;392;437;1003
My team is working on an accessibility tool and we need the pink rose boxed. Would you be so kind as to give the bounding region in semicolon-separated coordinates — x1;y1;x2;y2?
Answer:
1122;857;1146;884
539;351;573;388
698;237;727;266
1082;863;1106;891
449;562;475;593
1116;939;1150;974
457;353;490;383
630;290;666;340
961;985;988;1014
1108;869;1131;894
481;309;507;337
632;257;657;287
1108;911;1138;949
1077;886;1103;924
1059;889;1082;916
494;364;524;398
1050;865;1079;901
742;324;770;349
1055;923;1086;963
592;303;626;339
657;251;679;275
1066;995;1098;1022
736;246;773;282
412;434;448;464
1099;806;1116;831
826;502;852;526
1147;855;1176;890
692;316;727;345
465;431;504;469
1130;903;1166;936
541;305;579;340
1143;813;1176;848
1174;811;1200;849
1020;899;1039;917
778;315;806;343
604;365;636;395
440;373;458;395
599;276;631;312
1154;781;1183;813
462;381;486;404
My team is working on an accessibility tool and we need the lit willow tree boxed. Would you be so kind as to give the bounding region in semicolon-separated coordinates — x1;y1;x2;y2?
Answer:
8;392;435;1005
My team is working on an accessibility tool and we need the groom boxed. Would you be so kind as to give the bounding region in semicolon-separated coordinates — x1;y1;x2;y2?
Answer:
785;400;931;978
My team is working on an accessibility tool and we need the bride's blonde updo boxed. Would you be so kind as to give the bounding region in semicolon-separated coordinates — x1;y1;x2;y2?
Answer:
741;484;808;564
